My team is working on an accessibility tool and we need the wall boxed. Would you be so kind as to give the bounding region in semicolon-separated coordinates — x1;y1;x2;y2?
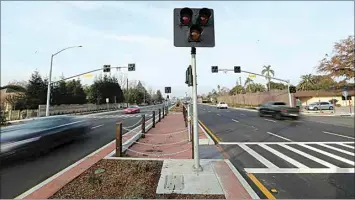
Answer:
217;90;290;106
302;96;354;107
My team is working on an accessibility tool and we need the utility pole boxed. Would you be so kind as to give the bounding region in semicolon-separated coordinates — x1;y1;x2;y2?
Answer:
126;78;129;107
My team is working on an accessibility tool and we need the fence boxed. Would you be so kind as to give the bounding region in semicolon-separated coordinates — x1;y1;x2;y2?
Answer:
1;109;38;121
217;90;290;106
37;103;127;117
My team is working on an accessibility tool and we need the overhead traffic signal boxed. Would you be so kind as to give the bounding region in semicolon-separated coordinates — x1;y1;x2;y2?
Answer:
211;66;218;73
174;7;215;47
128;63;136;71
103;65;111;72
234;66;241;73
185;65;193;86
289;86;297;93
165;87;171;94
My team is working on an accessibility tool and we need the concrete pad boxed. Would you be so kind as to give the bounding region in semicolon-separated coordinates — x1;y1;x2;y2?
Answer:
156;159;224;195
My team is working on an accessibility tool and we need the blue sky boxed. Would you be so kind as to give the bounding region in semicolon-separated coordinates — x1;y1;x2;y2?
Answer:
1;1;354;97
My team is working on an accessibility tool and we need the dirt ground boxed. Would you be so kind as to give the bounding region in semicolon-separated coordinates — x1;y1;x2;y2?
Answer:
51;159;225;199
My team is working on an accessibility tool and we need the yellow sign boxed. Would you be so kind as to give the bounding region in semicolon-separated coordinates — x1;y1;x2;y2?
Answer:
248;74;256;78
83;73;93;78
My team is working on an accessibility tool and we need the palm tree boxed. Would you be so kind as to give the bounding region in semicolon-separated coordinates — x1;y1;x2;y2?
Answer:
261;65;275;91
244;77;254;87
297;74;315;91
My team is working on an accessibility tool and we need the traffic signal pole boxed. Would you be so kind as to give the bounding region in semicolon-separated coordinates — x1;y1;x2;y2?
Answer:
191;47;202;171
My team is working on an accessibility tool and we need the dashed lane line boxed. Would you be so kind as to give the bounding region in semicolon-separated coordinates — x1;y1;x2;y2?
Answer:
322;131;355;140
266;132;293;142
232;119;239;123
91;124;104;129
264;118;276;123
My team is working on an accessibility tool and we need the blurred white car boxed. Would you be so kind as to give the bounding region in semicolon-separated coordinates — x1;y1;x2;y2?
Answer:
217;102;228;109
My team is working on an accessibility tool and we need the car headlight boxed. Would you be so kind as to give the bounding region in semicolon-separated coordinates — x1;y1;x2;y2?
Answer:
1;136;41;152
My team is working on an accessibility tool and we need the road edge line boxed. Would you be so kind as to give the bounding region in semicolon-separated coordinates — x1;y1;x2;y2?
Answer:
225;160;260;199
198;120;221;143
247;173;276;200
198;123;214;145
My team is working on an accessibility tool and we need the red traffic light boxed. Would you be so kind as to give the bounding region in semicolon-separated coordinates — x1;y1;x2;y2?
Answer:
180;8;193;25
189;25;203;42
198;8;212;25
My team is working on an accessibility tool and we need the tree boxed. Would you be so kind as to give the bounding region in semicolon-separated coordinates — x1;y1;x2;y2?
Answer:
25;71;47;109
297;74;315;91
269;81;287;90
312;75;336;90
66;79;87;104
261;65;275;91
246;83;266;93
89;75;124;104
317;35;354;81
229;85;245;95
155;90;163;103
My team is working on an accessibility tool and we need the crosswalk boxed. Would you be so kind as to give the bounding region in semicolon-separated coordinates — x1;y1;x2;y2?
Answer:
83;113;154;119
220;141;355;174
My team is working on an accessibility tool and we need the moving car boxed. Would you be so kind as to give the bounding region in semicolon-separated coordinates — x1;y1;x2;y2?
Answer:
258;101;300;120
124;105;140;114
305;102;334;111
0;116;91;161
217;102;228;109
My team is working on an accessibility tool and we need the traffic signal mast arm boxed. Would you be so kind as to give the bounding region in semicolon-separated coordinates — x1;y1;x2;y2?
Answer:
51;66;129;85
218;68;290;84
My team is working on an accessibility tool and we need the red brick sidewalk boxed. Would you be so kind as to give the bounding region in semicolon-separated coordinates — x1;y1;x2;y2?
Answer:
126;113;208;159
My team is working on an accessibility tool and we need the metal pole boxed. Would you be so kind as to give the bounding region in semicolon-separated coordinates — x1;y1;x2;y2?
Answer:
287;81;293;107
45;55;54;117
152;111;156;128
115;122;122;157
191;47;201;171
187;104;191;142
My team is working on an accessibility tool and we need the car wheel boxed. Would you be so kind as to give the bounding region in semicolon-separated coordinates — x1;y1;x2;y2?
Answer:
314;107;318;111
259;112;264;117
274;112;282;120
329;106;333;110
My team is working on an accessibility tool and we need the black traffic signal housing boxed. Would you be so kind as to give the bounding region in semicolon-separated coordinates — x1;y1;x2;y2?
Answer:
211;66;218;73
103;65;111;72
289;86;297;93
185;65;193;86
234;66;241;73
173;7;215;47
128;63;136;71
165;87;171;94
167;95;170;99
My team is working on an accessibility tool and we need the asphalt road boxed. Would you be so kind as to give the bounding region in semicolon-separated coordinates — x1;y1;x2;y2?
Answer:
198;104;355;199
0;104;167;199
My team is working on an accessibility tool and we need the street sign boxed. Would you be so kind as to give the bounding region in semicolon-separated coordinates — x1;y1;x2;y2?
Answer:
106;98;109;103
248;74;256;78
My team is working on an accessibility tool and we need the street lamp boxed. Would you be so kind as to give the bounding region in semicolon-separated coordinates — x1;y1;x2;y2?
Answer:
45;45;82;116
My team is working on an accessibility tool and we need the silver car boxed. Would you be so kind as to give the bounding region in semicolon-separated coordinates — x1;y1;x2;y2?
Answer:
306;102;334;110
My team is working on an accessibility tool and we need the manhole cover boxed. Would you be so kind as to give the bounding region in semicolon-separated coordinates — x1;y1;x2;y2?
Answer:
164;175;184;190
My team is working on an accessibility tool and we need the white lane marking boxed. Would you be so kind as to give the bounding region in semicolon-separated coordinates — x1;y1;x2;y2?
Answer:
264;118;276;123
259;144;309;168
279;144;338;168
91;124;104;129
337;143;355;149
238;144;279;169
317;143;355;156
322;131;355;140
225;160;260;199
219;142;355;145
240;113;246;116
232;119;239;123
266;132;293;142
245;168;354;174
299;144;355;166
217;114;221;116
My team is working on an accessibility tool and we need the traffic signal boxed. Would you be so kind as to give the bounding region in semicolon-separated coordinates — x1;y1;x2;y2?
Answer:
103;65;111;72
167;95;170;99
211;66;218;73
128;63;136;71
165;87;171;94
173;7;215;47
234;66;241;73
185;65;193;86
289;86;297;93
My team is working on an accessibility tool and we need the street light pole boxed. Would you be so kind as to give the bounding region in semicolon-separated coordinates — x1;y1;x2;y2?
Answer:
45;45;82;117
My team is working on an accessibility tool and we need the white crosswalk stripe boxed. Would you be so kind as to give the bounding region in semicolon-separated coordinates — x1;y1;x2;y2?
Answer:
224;142;355;174
82;114;153;119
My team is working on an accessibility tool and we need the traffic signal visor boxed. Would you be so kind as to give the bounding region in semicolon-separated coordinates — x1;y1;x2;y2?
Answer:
180;8;193;26
198;8;212;25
